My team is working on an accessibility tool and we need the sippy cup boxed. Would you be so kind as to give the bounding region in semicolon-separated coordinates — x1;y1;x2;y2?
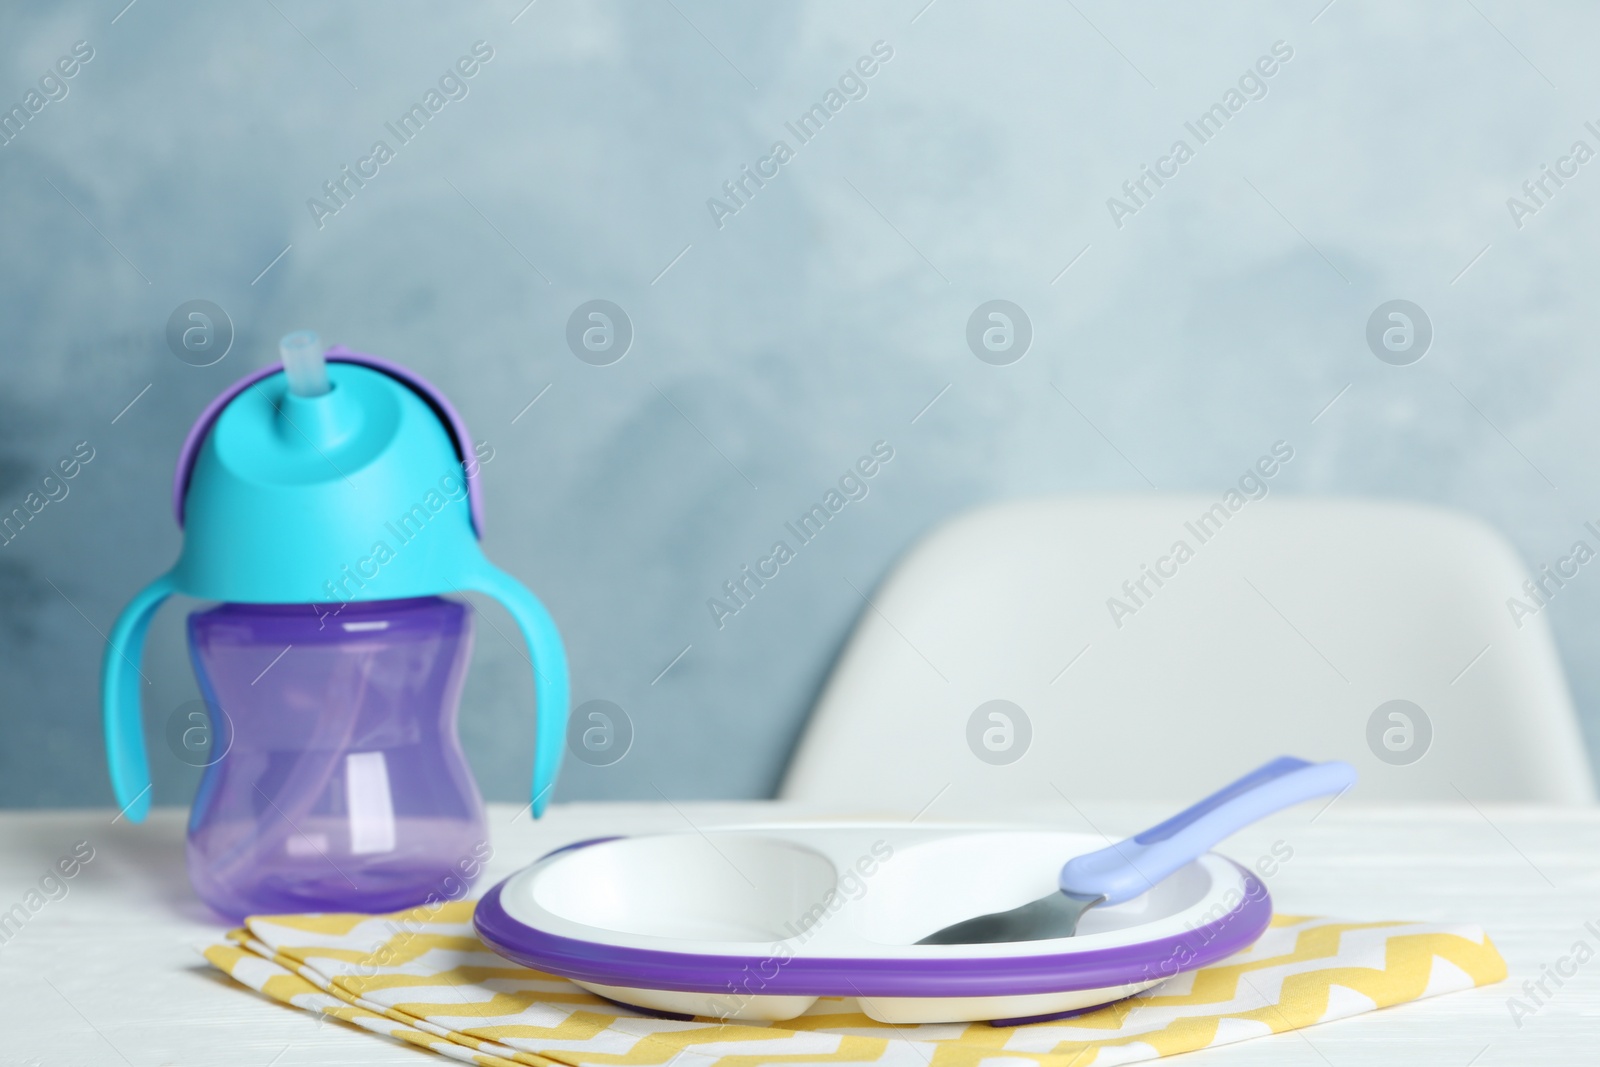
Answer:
100;333;568;919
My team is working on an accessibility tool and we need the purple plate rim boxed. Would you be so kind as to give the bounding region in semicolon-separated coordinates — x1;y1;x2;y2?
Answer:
472;852;1271;999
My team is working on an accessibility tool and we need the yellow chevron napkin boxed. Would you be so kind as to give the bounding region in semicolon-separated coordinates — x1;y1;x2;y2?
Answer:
204;903;1504;1067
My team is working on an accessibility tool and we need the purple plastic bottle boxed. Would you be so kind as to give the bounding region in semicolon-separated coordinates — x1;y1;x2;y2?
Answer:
185;596;489;919
100;336;570;920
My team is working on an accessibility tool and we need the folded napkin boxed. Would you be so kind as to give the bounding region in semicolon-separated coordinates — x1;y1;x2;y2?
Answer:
205;902;1504;1067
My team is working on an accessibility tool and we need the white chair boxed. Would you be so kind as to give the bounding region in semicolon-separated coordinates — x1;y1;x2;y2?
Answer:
780;495;1597;807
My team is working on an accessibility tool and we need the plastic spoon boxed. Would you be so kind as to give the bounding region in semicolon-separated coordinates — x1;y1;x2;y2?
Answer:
917;756;1356;945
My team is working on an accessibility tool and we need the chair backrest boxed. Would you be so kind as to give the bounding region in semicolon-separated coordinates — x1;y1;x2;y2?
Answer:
780;495;1596;807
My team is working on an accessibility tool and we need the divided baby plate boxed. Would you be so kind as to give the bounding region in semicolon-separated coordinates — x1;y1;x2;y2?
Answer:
475;823;1271;1025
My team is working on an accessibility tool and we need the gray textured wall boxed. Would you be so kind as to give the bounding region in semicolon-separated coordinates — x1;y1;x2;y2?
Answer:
3;1;1598;808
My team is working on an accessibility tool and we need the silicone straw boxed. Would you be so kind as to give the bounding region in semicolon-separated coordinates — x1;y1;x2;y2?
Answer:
280;330;330;397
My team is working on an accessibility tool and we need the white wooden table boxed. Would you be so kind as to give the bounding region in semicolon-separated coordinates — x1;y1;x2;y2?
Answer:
2;800;1595;1065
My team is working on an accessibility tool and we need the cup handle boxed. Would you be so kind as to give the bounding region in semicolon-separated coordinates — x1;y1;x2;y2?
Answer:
462;562;570;817
101;572;176;824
